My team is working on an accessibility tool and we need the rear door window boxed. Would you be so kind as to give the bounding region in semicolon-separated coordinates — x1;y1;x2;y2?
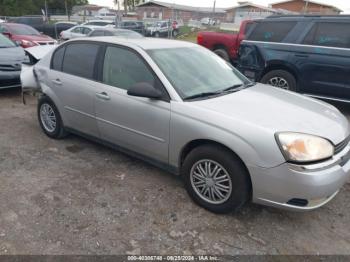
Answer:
51;46;66;71
90;30;105;37
83;27;92;35
247;21;297;42
62;43;100;79
302;22;350;48
72;27;83;33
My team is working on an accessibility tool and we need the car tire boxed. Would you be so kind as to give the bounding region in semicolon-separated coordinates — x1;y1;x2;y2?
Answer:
181;144;251;214
37;96;68;139
154;32;160;38
261;70;297;91
214;48;230;62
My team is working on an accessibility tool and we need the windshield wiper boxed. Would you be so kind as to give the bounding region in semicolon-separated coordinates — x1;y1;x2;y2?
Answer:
184;83;256;101
222;82;256;93
184;91;222;101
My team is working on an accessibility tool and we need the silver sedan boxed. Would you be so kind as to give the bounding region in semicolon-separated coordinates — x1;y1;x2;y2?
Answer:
21;37;350;213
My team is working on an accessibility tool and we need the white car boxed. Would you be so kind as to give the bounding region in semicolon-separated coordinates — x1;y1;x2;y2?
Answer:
60;25;98;40
82;20;115;27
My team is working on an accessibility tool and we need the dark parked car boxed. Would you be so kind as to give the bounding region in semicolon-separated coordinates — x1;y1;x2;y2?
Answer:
118;21;145;34
237;15;350;102
7;16;76;39
0;33;26;89
88;28;143;38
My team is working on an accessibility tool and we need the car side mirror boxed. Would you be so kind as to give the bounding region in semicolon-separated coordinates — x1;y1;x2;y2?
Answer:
2;32;11;38
127;82;162;99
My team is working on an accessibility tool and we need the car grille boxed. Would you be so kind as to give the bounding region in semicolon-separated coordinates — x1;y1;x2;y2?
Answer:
334;136;350;155
0;64;21;71
35;41;56;46
0;78;20;87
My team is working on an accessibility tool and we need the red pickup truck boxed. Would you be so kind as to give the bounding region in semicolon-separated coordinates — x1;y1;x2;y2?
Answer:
197;20;254;62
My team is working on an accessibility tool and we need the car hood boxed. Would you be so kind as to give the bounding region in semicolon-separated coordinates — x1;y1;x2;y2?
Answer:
190;84;349;145
12;34;54;41
0;46;26;62
25;44;57;60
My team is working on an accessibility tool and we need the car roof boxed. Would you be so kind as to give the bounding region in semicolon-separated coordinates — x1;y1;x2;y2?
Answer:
3;22;30;26
75;25;99;29
262;15;350;22
91;28;133;32
69;37;197;50
85;20;114;23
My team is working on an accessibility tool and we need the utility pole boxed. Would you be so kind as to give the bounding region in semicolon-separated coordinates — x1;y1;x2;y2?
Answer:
44;0;49;21
65;0;69;21
304;0;309;14
114;0;121;27
212;0;216;25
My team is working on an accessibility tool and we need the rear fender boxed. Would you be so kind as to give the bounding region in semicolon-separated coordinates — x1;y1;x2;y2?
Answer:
237;44;264;80
20;65;42;104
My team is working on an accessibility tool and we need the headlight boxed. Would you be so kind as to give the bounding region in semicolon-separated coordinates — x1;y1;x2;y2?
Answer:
21;40;37;47
276;132;334;163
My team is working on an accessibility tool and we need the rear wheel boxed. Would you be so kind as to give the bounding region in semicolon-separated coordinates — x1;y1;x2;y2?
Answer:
182;145;251;214
38;96;67;139
214;48;229;62
261;70;297;91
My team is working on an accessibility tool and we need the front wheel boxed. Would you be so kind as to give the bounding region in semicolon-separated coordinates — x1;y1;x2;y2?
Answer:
38;96;68;139
182;145;251;214
261;70;297;91
154;32;160;38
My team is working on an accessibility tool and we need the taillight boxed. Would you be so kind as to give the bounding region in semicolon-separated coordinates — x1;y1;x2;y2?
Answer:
197;33;203;45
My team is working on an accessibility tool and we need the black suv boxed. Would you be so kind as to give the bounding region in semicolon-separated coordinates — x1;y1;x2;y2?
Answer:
237;15;350;102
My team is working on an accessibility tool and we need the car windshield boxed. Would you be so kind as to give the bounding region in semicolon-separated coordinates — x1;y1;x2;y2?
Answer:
153;22;163;27
0;33;16;48
148;46;251;100
9;24;40;35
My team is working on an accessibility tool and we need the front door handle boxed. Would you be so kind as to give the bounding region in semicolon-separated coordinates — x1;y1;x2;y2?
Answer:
52;79;62;85
96;92;110;101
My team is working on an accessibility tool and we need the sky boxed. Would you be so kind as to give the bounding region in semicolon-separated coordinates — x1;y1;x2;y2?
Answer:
89;0;350;13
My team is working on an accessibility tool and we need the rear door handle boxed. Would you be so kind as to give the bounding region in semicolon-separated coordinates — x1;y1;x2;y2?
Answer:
96;92;110;101
294;53;309;58
52;79;62;85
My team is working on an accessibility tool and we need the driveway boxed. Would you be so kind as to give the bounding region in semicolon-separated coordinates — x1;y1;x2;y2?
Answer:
0;88;349;255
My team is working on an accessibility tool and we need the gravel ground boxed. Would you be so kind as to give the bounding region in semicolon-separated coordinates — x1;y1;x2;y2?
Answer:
0;87;349;255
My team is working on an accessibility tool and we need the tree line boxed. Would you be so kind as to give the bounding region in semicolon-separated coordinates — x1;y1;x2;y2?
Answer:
120;0;145;12
0;0;88;17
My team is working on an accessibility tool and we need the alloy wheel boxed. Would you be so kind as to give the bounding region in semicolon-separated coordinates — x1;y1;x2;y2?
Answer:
40;103;57;133
268;77;290;90
190;159;232;204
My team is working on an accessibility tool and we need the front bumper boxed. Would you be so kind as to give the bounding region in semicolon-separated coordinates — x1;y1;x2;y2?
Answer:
249;143;350;211
0;70;21;89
